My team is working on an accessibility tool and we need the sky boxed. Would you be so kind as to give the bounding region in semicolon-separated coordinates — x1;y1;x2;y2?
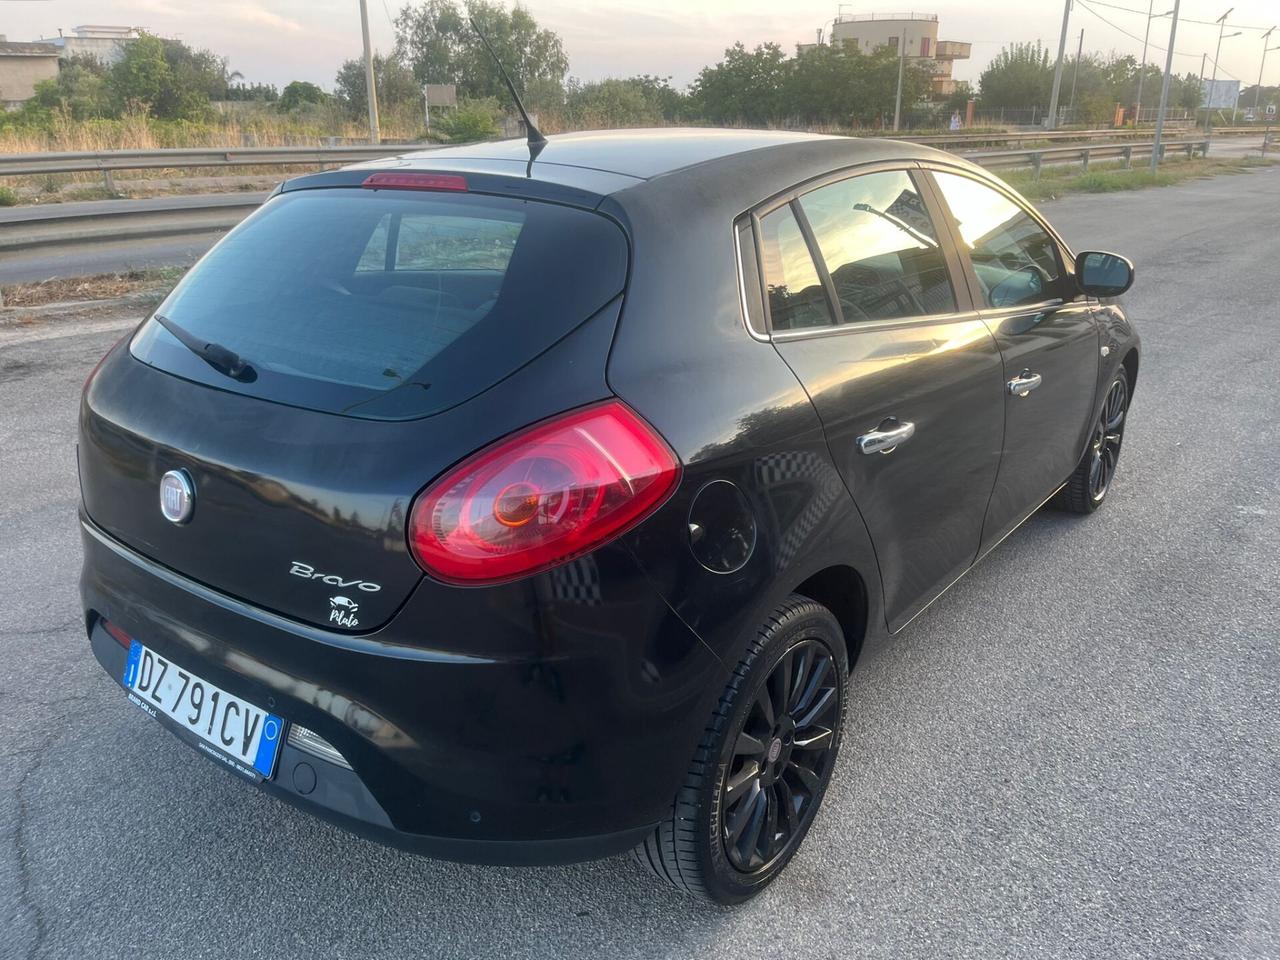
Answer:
1;0;1277;93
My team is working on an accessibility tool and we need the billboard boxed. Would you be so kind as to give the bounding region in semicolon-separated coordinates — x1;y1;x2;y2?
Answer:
1200;78;1239;110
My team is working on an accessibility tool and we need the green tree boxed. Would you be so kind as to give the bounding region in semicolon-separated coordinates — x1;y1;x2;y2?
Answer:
111;33;170;112
393;0;568;112
561;75;686;128
110;32;227;120
335;54;422;117
27;54;113;119
689;42;792;125
279;80;328;112
978;42;1053;110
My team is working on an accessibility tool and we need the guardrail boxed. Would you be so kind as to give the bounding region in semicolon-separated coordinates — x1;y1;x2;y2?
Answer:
968;137;1211;179
0;135;1230;254
0;144;435;191
0;129;1253;186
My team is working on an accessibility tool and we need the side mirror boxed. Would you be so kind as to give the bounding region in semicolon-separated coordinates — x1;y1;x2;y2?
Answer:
1075;251;1134;298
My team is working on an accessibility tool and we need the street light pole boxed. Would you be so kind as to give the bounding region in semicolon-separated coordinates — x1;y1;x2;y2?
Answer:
1151;0;1181;172
1207;8;1233;131
1048;0;1072;130
1135;0;1155;124
1136;6;1175;125
893;28;906;131
359;0;381;144
1069;28;1084;119
1257;28;1277;113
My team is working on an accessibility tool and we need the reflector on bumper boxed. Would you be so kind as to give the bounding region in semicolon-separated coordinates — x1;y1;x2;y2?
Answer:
287;723;352;769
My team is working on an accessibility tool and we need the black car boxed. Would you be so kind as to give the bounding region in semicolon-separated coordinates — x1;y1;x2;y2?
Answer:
79;129;1138;904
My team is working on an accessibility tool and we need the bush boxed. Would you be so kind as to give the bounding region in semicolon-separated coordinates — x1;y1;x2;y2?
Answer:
434;99;500;143
0;186;18;207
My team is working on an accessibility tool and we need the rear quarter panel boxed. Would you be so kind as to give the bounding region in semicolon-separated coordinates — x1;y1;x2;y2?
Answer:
602;149;887;673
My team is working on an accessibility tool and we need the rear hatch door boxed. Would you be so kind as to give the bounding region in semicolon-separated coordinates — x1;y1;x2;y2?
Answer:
79;180;629;630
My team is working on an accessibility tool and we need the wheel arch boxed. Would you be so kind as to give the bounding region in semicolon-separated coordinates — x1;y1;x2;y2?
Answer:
792;564;869;670
1120;347;1139;398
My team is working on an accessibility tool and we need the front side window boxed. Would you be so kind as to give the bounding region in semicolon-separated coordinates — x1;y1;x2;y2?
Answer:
758;204;834;331
797;169;956;323
932;171;1064;309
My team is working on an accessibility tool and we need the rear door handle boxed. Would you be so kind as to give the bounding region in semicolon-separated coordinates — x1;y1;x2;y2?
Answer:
857;419;915;455
1008;371;1043;397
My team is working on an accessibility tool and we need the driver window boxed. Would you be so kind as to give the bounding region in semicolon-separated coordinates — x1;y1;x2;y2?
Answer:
931;171;1063;309
796;169;956;324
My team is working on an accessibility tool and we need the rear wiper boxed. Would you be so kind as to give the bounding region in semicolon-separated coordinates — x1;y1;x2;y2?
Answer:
152;314;256;382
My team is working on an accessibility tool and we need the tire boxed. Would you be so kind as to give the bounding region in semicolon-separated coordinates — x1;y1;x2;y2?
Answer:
1054;366;1130;515
634;594;849;905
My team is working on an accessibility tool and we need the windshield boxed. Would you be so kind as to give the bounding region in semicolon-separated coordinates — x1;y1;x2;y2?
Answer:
130;187;628;419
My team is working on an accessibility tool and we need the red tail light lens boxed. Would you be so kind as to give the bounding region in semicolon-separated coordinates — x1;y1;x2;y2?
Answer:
362;172;468;192
408;400;681;585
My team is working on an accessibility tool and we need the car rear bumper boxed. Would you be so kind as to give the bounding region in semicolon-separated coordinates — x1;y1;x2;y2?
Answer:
80;515;726;865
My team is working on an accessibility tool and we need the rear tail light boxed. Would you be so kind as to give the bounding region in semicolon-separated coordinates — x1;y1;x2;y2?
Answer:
408;400;681;585
362;172;468;192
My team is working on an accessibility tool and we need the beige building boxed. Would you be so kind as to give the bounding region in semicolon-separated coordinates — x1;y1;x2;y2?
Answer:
827;13;971;98
36;25;139;66
0;39;60;110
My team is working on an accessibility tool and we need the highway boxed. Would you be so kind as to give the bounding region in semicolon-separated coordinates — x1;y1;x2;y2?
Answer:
2;165;1278;959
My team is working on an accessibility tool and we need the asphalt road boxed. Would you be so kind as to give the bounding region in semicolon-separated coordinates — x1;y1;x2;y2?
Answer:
2;167;1278;959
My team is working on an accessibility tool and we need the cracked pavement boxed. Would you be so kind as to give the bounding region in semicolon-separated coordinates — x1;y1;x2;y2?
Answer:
1;166;1278;959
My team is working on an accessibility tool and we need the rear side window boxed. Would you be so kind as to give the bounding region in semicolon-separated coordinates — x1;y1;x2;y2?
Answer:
131;188;628;419
758;204;834;331
931;171;1063;309
797;170;956;323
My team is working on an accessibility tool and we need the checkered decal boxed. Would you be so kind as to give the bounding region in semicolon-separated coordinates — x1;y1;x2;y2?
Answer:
551;556;603;606
754;450;846;568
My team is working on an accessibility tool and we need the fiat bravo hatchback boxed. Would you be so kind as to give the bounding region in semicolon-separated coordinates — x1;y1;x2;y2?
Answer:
79;129;1138;903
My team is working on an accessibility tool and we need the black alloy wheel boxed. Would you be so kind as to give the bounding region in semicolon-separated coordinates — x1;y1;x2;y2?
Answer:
721;638;840;873
1056;366;1130;514
1088;374;1128;502
635;595;848;904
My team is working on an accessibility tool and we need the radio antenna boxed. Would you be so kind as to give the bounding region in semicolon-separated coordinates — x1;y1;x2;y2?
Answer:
469;16;546;154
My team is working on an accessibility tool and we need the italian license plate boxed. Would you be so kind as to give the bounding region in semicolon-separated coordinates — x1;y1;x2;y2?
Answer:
122;640;284;781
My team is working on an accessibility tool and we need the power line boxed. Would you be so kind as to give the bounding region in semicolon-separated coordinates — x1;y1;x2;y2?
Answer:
1083;0;1272;32
1074;0;1245;81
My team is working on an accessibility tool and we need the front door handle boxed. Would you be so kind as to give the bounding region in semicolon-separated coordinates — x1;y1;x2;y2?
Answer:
857;419;915;455
1008;371;1043;397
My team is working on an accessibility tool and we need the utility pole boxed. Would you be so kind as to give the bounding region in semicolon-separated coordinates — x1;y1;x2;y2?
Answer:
1207;8;1233;132
1151;0;1180;172
1047;0;1072;130
1256;28;1276;113
359;0;381;144
1135;0;1155;124
1069;29;1084;118
1197;51;1207;126
893;28;906;131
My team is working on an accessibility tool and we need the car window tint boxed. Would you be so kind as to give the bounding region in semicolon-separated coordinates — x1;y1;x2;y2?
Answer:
797;170;956;324
932;171;1063;309
758;204;834;331
130;189;628;419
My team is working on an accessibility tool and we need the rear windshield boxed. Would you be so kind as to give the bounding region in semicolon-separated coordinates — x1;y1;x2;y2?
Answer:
130;187;628;419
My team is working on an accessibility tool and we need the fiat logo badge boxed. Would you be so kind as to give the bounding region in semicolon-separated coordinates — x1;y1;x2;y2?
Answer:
159;469;195;524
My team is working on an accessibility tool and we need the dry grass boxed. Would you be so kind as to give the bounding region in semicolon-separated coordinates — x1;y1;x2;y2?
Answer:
1005;155;1278;200
0;267;184;308
0;113;428;197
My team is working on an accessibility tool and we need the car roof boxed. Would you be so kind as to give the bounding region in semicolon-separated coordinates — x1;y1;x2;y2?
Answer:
300;128;979;216
391;128;842;181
